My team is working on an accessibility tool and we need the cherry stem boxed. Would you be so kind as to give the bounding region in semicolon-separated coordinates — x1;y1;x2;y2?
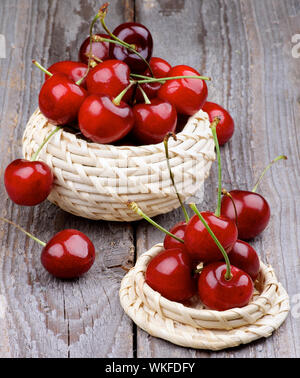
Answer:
137;84;151;104
127;201;184;243
76;9;103;86
32;60;53;77
113;82;134;106
189;203;232;280
222;188;238;227
135;75;211;84
97;3;154;76
164;133;189;223
31;126;61;162
210;117;222;217
0;217;46;247
252;155;288;193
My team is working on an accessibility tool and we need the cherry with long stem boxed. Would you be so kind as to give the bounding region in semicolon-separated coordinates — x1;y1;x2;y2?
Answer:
189;203;232;280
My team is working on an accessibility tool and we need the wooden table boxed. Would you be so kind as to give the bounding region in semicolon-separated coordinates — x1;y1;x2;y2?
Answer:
0;0;299;358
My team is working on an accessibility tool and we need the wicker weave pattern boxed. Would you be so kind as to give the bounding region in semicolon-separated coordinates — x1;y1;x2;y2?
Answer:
119;244;290;350
22;109;215;221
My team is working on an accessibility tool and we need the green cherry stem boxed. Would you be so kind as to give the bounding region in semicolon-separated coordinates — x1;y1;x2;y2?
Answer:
164;133;189;223
210;117;222;217
135;75;211;84
252;155;288;193
189;203;232;280
0;217;46;247
128;202;184;243
137;84;151;104
113;82;134;106
32;60;52;77
31;126;61;162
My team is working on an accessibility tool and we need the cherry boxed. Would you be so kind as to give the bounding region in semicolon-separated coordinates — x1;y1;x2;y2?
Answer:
184;211;237;263
86;59;131;100
132;98;177;144
145;248;196;302
79;33;110;65
135;57;172;103
202;101;234;146
164;221;186;251
38;72;87;126
4;159;53;206
229;240;260;281
198;262;254;311
41;229;95;279
220;155;287;240
109;22;153;73
78;93;134;144
221;190;270;240
158;65;208;115
46;61;88;88
0;218;95;279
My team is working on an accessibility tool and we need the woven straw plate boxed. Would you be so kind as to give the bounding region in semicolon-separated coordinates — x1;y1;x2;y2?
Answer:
22;109;215;221
119;243;290;351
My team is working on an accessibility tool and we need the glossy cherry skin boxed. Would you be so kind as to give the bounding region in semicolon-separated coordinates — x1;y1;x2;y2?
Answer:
109;22;153;73
132;99;177;144
78;94;134;144
86;59;131;100
4;159;53;206
198;262;254;311
229;240;260;281
41;229;95;279
164;221;186;251
221;190;271;240
46;61;88;88
202;102;234;146
158;65;208;116
184;211;238;263
79;33;110;65
145;248;196;302
135;57;172;103
39;73;87;125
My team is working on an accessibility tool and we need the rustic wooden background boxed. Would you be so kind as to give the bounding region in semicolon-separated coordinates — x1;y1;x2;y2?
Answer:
0;0;299;358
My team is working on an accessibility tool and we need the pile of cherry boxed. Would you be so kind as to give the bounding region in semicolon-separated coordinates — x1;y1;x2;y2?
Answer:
128;125;287;311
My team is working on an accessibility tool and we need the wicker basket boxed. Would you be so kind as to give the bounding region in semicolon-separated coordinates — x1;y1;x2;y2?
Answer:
119;243;290;350
22;108;215;221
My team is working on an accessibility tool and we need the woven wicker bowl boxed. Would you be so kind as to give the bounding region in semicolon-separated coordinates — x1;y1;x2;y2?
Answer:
119;243;290;350
22;109;215;221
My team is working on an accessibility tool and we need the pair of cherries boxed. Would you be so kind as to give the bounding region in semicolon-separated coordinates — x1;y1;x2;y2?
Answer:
130;122;286;311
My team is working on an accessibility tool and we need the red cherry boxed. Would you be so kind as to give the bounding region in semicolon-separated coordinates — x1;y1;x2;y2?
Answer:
39;73;87;125
198;262;254;311
41;229;95;279
202;101;234;145
132;99;177;144
158;65;208;115
46;61;88;88
145;248;196;302
4;159;53;206
109;22;153;73
86;59;131;100
163;221;186;251
229;240;260;281
78;94;134;144
184;211;238;263
79;33;110;65
148;57;172;78
221;190;270;240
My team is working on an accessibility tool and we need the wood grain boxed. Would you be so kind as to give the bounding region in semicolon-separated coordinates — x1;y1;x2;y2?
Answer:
0;0;299;357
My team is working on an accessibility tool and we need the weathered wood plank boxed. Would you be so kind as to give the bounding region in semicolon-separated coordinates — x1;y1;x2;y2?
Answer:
135;0;300;357
0;0;135;358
